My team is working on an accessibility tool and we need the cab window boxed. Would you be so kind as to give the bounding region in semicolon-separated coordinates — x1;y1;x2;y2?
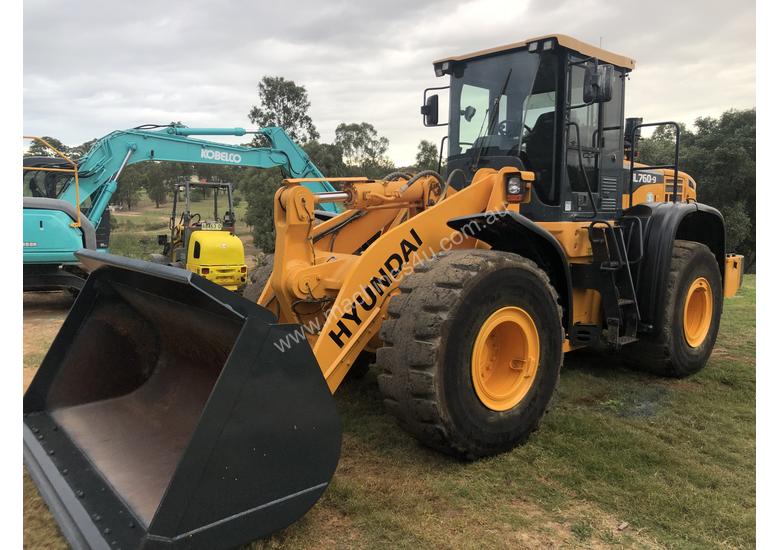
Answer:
566;61;600;194
521;52;559;205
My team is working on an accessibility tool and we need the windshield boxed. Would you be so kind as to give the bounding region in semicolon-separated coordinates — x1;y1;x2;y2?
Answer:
175;183;234;227
447;51;540;161
23;168;72;199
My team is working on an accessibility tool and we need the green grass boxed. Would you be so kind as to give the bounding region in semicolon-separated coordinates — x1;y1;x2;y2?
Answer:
23;277;755;549
107;190;252;259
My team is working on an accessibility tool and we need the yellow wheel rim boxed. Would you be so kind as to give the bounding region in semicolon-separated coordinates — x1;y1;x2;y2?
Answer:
683;277;713;348
471;306;540;411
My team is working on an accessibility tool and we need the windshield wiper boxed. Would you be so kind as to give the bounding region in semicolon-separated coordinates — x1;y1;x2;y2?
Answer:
469;68;512;174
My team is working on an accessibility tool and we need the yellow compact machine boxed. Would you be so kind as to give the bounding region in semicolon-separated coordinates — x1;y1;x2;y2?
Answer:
24;35;744;549
156;180;247;291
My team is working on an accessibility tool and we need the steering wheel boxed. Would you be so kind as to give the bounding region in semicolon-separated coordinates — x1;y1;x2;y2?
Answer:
496;120;534;137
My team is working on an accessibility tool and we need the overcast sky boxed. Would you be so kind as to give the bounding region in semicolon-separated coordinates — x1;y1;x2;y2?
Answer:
23;0;755;166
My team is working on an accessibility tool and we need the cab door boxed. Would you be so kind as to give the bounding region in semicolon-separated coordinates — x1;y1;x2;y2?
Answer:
562;56;625;217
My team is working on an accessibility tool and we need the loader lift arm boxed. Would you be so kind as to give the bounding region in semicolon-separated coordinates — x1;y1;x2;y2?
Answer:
262;167;529;391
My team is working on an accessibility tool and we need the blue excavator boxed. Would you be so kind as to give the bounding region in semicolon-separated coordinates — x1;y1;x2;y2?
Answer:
23;125;338;292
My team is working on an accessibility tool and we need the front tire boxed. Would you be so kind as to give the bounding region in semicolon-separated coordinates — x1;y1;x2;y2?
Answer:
376;250;563;459
624;240;723;377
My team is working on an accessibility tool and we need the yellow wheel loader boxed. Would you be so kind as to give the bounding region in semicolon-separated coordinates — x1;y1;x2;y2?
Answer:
24;34;744;549
152;180;247;291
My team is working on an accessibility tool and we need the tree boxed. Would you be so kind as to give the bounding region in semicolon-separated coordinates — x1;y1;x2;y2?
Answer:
112;164;146;210
248;76;319;145
70;139;97;160
145;162;185;208
25;136;69;157
239;143;352;253
637;109;756;269
334;122;390;167
145;177;169;208
25;136;96;160
414;140;439;171
303;141;347;177
244;76;325;251
241;168;283;252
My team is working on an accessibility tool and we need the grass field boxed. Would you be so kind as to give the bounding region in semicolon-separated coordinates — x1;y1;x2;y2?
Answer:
22;263;755;548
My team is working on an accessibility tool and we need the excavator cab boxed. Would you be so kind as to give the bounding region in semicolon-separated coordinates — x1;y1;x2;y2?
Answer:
159;180;247;291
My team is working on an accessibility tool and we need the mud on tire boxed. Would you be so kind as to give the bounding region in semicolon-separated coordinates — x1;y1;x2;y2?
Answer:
375;249;564;460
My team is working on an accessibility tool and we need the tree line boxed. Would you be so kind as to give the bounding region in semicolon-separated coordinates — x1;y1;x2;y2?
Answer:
23;75;439;252
24;79;755;268
637;108;755;270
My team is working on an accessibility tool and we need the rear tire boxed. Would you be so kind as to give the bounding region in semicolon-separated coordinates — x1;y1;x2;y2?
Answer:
376;250;563;460
624;240;722;377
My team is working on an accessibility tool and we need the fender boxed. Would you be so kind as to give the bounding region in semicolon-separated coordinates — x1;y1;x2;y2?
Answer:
447;211;573;334
628;201;725;331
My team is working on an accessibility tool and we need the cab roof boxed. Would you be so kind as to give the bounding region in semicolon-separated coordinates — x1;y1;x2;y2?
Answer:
433;34;635;71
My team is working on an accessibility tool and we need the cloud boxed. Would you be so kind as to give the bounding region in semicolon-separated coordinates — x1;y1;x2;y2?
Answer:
24;0;755;165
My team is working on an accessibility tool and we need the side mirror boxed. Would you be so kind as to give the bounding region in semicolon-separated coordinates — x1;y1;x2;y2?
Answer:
583;63;615;104
421;94;439;127
461;105;476;122
624;117;643;141
157;234;168;246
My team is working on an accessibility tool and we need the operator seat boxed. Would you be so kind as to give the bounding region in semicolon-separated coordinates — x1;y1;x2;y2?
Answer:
524;111;556;202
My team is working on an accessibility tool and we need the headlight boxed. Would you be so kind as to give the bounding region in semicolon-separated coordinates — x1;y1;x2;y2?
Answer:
506;176;523;195
505;172;534;203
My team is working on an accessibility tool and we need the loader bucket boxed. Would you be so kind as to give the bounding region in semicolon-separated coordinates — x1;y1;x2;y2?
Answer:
23;250;341;550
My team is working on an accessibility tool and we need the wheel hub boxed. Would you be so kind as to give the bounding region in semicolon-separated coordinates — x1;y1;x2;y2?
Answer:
683;276;713;348
471;306;540;411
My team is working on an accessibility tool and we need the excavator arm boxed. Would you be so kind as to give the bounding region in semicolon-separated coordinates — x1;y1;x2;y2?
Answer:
56;125;340;228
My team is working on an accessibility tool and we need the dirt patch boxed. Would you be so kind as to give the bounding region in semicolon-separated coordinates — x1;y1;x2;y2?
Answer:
23;292;70;387
23;472;69;550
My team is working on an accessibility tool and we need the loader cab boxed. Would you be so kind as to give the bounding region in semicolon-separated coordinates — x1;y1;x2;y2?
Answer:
425;34;634;221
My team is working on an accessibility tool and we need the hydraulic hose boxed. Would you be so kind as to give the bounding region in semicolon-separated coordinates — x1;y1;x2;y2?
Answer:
438;169;467;204
398;170;445;194
382;171;414;181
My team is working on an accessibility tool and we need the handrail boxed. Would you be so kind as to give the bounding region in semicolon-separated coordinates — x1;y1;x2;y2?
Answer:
627;122;680;208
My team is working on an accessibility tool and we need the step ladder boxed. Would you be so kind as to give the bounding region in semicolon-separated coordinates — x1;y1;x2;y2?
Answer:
585;218;644;348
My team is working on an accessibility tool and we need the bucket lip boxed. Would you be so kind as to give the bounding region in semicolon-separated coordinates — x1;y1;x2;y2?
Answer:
75;248;277;324
24;421;116;550
76;249;192;284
